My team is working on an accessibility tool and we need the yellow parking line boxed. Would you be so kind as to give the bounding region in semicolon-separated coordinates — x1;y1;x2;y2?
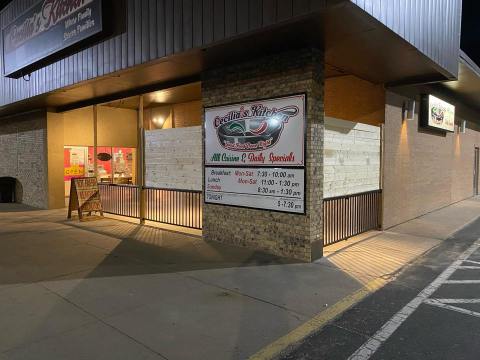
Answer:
249;277;388;360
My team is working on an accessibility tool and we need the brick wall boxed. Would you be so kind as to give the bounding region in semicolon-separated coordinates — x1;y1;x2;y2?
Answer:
324;117;381;198
383;90;480;229
202;48;324;262
0;110;48;208
145;126;202;190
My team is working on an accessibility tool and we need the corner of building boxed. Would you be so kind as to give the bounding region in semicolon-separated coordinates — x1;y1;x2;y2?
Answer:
201;47;325;262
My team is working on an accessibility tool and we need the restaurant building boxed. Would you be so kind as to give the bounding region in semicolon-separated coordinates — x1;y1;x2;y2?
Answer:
0;0;479;261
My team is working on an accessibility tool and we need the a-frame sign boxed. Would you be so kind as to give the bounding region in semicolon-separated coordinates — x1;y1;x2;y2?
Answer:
67;177;104;220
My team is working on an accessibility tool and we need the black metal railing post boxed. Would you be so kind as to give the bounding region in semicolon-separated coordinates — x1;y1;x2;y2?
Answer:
98;184;203;230
323;189;382;246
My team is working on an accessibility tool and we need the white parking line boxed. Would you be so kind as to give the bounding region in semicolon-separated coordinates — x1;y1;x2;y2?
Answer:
444;280;480;284
348;239;480;360
429;299;480;303
464;260;480;265
424;299;480;318
458;266;480;269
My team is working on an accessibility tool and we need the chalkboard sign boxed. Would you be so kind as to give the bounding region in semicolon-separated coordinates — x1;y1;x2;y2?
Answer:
68;177;103;220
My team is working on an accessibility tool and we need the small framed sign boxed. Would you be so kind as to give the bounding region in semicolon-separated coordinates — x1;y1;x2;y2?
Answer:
421;94;455;133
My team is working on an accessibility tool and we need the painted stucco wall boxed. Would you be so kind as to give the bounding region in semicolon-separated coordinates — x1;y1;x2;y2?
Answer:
144;126;202;190
325;75;385;126
63;106;138;147
0;110;48;208
324;117;381;198
383;90;480;229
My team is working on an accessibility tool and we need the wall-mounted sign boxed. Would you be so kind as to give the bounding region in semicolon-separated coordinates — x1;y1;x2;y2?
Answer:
2;0;103;78
421;95;455;132
205;167;305;213
205;94;306;167
204;94;306;214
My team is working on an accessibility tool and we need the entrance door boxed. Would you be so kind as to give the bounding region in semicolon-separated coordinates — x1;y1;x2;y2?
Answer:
474;147;479;196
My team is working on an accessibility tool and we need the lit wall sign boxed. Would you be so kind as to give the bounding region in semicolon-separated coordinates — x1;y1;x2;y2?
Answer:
422;95;455;132
204;94;306;214
2;0;103;78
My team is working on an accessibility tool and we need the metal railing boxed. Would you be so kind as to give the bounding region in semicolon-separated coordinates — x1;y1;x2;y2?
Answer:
99;184;141;218
323;189;382;246
98;184;203;229
145;187;203;229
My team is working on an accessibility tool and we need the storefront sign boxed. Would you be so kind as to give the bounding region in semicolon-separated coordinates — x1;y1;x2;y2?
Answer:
422;95;455;132
205;94;306;167
205;167;305;213
204;94;306;214
2;0;103;77
67;177;103;220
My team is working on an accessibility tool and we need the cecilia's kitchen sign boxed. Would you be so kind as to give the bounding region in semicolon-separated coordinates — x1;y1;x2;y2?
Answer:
205;94;305;167
421;94;455;132
205;94;306;214
2;0;103;77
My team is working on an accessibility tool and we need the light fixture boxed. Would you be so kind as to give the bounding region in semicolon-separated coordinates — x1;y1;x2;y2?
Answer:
458;120;466;134
152;116;166;128
402;99;415;122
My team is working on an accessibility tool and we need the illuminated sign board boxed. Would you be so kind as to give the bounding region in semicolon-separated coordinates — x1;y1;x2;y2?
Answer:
204;94;306;214
2;0;103;78
422;95;455;132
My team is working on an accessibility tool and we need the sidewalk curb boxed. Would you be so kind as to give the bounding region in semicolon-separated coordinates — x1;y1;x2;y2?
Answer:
248;277;389;360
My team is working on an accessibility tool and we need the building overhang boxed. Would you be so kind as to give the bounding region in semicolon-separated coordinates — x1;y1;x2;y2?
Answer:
438;51;480;114
0;1;456;118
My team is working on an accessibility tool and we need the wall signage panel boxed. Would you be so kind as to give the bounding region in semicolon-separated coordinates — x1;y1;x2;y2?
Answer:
205;94;305;167
205;167;305;213
2;0;103;77
421;95;455;132
204;94;306;214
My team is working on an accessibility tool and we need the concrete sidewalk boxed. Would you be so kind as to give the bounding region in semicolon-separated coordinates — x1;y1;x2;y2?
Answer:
0;198;479;360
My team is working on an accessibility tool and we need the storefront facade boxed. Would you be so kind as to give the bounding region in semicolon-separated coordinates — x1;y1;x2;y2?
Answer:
0;0;477;261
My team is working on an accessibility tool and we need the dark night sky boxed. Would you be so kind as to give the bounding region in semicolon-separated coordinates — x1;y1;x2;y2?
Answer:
0;0;478;64
0;0;10;12
461;0;480;63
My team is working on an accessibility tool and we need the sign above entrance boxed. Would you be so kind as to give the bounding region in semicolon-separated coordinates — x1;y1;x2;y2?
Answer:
2;0;103;78
204;94;306;167
421;95;455;133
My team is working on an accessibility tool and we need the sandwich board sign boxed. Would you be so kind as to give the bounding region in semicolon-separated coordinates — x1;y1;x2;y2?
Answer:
67;177;103;220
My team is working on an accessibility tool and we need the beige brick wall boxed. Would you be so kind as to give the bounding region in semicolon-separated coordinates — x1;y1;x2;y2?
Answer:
383;90;480;229
0;110;48;208
324;117;380;198
145;126;202;190
202;48;324;262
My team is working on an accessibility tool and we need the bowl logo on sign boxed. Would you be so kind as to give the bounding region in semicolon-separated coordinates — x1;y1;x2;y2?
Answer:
214;104;299;152
431;106;445;125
